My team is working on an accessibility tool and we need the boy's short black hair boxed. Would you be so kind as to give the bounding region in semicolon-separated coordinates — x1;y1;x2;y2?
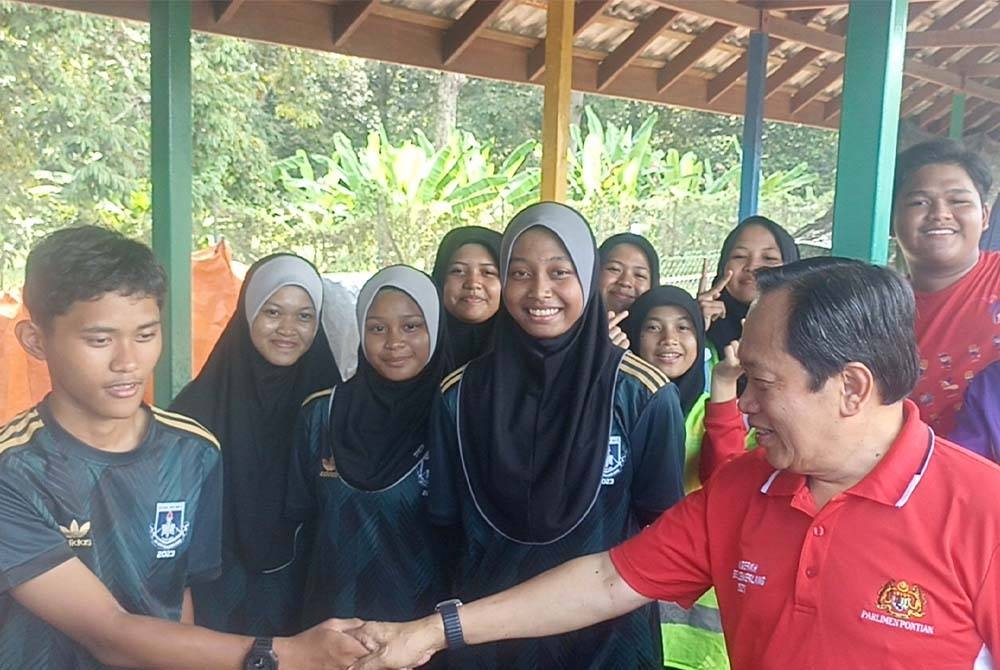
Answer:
23;226;167;329
893;138;993;203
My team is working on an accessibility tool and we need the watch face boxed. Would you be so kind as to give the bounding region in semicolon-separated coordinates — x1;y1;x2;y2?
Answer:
245;652;276;670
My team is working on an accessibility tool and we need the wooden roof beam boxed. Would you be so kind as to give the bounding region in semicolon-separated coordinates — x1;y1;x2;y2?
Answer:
443;0;513;66
526;0;611;82
963;100;997;129
900;83;938;116
972;111;1000;136
652;0;1000;106
975;112;1000;133
823;93;840;121
907;28;1000;50
962;62;1000;78
919;95;956;129
331;0;376;47
789;59;843;113
656;22;733;92
597;8;677;90
214;0;245;24
706;37;784;103
764;46;818;98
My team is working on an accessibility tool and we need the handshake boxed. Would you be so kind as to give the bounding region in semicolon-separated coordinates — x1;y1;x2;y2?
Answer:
279;614;443;670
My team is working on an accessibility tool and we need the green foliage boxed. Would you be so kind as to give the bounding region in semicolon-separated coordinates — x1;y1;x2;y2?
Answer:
272;128;540;270
0;1;836;287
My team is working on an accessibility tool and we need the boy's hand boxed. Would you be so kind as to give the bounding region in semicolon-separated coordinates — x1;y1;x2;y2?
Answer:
710;340;742;403
275;618;368;670
349;616;443;670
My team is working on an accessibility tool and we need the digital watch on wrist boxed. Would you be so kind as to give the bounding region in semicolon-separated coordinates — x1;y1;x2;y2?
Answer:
244;637;278;670
435;598;466;649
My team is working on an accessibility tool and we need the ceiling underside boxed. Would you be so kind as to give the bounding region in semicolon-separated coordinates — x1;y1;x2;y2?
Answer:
24;0;1000;137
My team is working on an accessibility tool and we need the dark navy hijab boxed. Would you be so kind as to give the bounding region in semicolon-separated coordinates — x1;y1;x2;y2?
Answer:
706;216;799;355
170;253;341;572
329;265;448;491
625;285;706;416
459;202;625;544
431;226;502;370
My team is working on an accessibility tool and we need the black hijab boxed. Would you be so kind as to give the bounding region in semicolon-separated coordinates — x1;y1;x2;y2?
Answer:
459;202;626;544
598;232;661;288
170;253;341;572
329;265;448;491
624;286;706;416
706;216;799;355
431;226;502;370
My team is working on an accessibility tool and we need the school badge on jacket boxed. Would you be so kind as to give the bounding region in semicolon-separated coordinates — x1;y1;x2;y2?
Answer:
602;436;625;485
149;501;189;558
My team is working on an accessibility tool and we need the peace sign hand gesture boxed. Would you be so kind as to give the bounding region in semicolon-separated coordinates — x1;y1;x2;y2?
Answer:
696;258;733;330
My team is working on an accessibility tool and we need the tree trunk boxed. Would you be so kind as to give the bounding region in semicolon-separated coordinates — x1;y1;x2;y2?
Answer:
434;72;467;146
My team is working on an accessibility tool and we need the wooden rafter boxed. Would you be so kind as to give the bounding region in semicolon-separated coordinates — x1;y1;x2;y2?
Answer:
651;0;1000;105
900;83;938;116
443;0;512;66
973;112;1000;136
597;8;677;90
919;95;956;128
961;62;1000;78
214;0;245;24
707;38;783;103
783;9;823;24
764;15;846;100
753;1;846;9
790;59;843;113
656;22;732;92
331;0;376;47
764;47;818;98
963;100;997;129
916;0;984;34
972;113;997;135
905;5;1000;116
526;0;611;82
907;28;1000;50
823;93;840;121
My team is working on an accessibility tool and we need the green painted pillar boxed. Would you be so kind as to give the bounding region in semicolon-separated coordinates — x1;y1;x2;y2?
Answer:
150;0;192;406
831;0;908;263
949;93;966;140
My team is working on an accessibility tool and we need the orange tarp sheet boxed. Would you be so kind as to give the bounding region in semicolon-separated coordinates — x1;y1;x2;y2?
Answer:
0;241;242;424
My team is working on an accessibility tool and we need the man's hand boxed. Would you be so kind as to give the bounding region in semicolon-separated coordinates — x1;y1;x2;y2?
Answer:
608;310;630;349
697;259;733;329
275;618;368;670
349;617;443;670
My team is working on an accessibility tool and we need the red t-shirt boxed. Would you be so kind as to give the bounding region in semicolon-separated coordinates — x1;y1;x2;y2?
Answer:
610;401;1000;670
912;251;1000;437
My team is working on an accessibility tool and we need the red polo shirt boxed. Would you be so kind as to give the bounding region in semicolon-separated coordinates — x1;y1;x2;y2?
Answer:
610;400;1000;669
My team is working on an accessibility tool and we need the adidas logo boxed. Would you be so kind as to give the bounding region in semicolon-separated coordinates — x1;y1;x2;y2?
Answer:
59;519;93;548
320;457;339;478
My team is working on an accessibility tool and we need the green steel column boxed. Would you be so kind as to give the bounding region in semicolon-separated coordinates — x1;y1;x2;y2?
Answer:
831;0;908;263
949;93;966;139
150;0;192;406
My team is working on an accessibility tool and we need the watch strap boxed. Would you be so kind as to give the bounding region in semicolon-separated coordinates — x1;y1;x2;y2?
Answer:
435;599;466;649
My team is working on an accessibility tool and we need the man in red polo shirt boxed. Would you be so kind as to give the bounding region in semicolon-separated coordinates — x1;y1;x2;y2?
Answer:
348;259;1000;670
893;139;1000;437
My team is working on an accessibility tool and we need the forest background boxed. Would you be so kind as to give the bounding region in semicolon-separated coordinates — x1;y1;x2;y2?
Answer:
0;1;841;288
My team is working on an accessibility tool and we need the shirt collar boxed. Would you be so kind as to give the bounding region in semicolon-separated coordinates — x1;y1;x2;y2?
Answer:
760;400;935;509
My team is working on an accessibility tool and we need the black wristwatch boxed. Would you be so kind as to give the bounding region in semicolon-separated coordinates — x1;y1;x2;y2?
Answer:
435;598;466;649
244;637;278;670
